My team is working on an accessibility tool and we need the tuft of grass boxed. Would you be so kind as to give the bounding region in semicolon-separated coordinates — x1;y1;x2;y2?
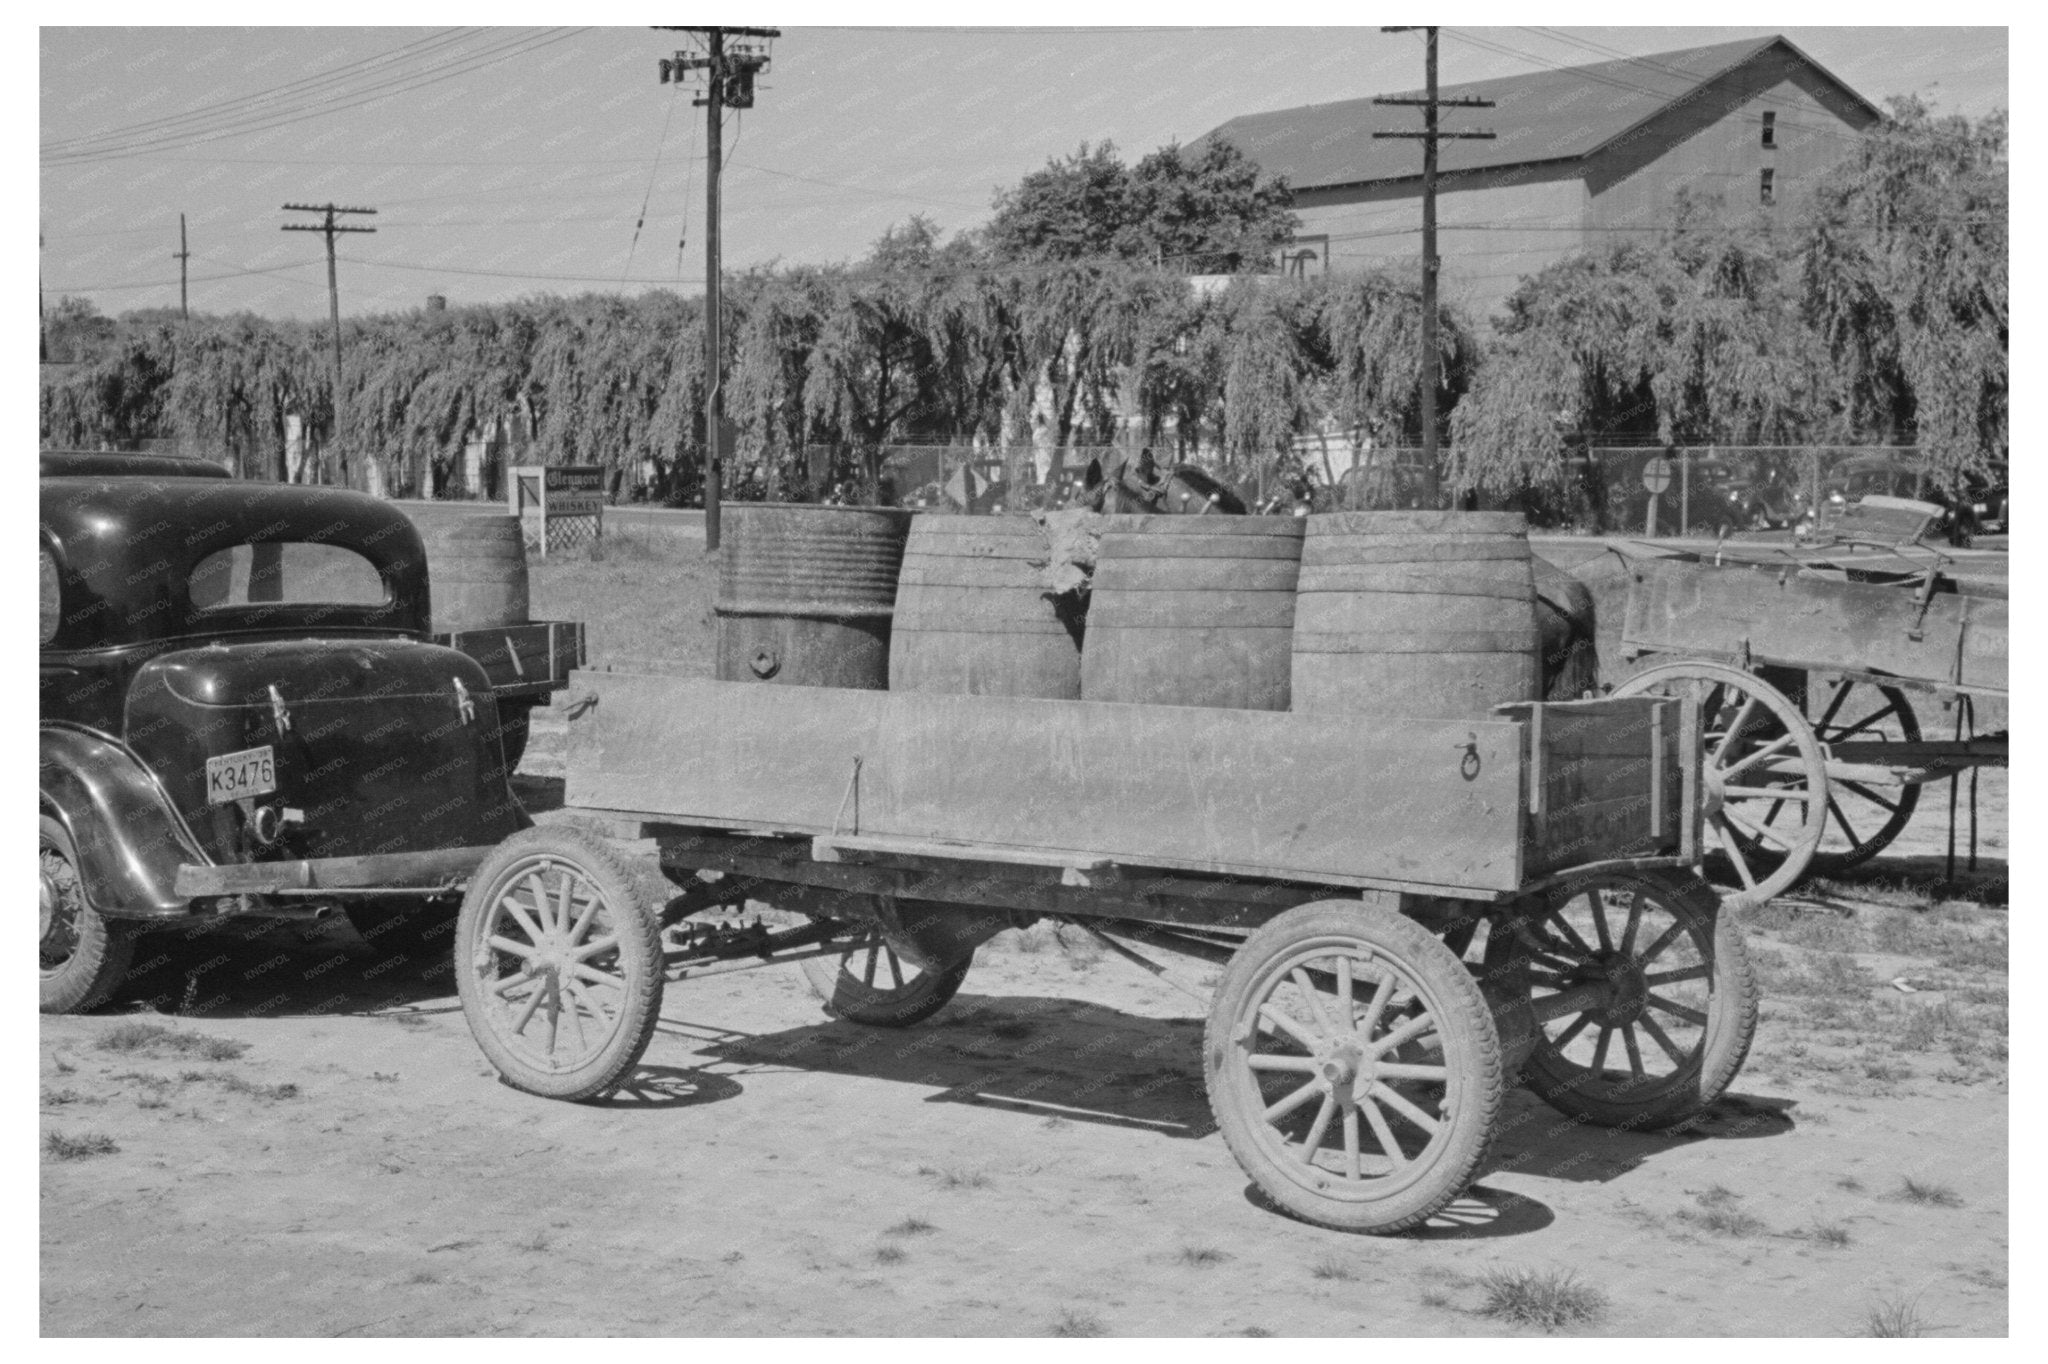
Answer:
214;1074;301;1101
1419;1289;1457;1310
96;1022;247;1061
1896;1176;1963;1208
44;1131;119;1161
1813;1222;1852;1248
1837;1175;1865;1193
406;1271;440;1285
40;1087;94;1107
873;1245;907;1265
516;1229;553;1253
1178;1246;1229;1267
1310;1256;1357;1282
917;1165;991;1190
1476;1267;1608;1333
1051;1310;1108;1338
1237;1327;1274;1337
885;1217;937;1237
1864;1292;1928;1337
1676;1207;1767;1237
53;1057;76;1074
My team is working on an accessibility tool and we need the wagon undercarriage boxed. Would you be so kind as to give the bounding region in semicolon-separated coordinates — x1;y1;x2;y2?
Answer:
451;664;1756;1234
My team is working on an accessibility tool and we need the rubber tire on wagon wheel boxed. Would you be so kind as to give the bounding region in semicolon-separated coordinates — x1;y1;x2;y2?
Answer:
799;919;972;1027
1484;871;1758;1132
41;814;136;1014
1613;661;1829;908
456;826;664;1101
1205;900;1504;1235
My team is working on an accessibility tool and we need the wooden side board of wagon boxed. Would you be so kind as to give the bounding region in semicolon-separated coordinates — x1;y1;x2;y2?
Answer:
449;665;1759;1235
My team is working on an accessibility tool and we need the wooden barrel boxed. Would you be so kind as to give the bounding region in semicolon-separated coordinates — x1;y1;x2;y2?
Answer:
1080;516;1303;711
1291;511;1539;721
889;515;1083;698
396;505;529;634
714;503;912;688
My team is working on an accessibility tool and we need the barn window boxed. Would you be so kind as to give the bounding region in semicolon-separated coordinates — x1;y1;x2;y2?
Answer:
1761;111;1777;148
1760;168;1776;206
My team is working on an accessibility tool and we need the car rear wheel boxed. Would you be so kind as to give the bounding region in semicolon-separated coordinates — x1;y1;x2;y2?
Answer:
41;815;136;1014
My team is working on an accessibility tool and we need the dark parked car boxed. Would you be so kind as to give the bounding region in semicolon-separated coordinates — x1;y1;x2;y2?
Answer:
1821;455;2007;545
39;474;530;1012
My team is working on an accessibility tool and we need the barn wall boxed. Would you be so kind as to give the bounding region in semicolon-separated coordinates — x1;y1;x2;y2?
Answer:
1291;170;1589;321
1585;52;1878;232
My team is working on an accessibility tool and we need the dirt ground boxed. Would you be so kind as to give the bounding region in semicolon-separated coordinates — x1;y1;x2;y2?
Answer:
40;766;2008;1337
41;532;2009;1337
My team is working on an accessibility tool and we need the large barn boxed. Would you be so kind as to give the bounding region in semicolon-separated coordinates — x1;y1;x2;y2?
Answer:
1198;35;1883;317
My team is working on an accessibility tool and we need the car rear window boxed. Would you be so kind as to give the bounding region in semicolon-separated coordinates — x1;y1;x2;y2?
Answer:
189;542;387;608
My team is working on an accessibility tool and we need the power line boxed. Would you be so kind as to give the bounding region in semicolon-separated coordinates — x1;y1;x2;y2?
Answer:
41;30;561;163
40;28;479;155
43;30;592;166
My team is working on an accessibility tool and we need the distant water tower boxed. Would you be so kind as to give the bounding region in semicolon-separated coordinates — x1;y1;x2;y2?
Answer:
426;294;447;312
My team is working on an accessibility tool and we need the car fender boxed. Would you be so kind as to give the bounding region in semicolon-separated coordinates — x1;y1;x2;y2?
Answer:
40;724;210;921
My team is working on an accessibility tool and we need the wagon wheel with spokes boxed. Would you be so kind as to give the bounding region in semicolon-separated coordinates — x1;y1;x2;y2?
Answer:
1805;676;1921;873
455;826;664;1101
1614;661;1829;907
799;918;972;1027
1484;871;1757;1130
1204;901;1504;1235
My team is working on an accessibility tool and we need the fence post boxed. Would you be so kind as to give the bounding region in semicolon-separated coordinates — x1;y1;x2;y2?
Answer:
1680;446;1691;536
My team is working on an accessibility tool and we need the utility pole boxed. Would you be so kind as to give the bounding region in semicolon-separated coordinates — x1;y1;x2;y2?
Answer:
282;202;377;488
658;25;778;552
1376;27;1494;507
174;214;191;320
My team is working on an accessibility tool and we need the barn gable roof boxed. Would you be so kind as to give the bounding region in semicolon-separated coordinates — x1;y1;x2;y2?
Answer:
1197;35;1882;193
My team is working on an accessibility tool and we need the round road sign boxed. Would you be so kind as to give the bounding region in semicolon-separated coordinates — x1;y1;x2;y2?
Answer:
1641;456;1674;494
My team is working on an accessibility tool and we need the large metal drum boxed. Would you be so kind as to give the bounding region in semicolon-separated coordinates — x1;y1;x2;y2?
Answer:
714;503;912;689
396;505;529;634
889;515;1083;698
1080;516;1303;711
1291;511;1539;721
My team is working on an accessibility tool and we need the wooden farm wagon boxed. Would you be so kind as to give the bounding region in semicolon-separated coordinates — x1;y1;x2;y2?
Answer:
452;660;1756;1233
1597;521;2009;907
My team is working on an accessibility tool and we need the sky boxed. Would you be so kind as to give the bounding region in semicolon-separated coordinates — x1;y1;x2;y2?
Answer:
37;19;2009;321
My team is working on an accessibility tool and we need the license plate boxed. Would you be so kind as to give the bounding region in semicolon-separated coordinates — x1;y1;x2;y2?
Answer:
206;745;277;804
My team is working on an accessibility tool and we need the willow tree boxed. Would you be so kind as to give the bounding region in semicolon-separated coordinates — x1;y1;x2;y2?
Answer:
1319;269;1481;449
1213;276;1320;484
1800;98;2007;489
1448;213;1817;501
519;292;704;490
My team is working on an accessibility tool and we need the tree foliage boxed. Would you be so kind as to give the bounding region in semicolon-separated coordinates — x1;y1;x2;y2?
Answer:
987;138;1298;272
